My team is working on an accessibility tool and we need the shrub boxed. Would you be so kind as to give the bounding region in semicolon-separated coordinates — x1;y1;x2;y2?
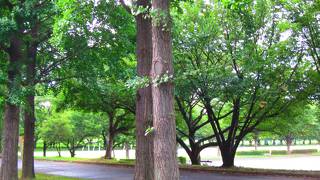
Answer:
178;156;187;165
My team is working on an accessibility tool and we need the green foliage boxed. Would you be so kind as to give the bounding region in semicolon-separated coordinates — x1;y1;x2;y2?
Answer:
40;116;72;145
259;103;318;140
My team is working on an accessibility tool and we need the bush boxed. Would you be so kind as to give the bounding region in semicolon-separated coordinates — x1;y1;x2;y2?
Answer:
178;156;187;165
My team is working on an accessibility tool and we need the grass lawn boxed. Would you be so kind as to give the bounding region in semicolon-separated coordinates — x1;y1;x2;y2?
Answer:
34;156;135;166
19;171;83;180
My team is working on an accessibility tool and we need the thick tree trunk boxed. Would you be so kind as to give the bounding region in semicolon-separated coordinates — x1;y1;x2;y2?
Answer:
22;95;36;179
189;151;201;165
0;37;22;180
151;1;179;179
0;105;20;180
70;149;75;158
134;0;154;180
22;43;37;179
221;147;236;168
105;134;114;159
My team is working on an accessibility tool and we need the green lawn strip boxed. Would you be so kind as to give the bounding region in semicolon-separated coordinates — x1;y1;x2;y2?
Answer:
34;156;135;167
179;165;320;178
34;156;320;178
18;171;84;180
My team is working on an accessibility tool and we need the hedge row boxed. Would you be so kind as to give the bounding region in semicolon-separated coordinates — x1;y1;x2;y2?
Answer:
236;149;318;156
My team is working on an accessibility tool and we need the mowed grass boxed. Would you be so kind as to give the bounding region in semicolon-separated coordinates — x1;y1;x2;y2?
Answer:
18;171;83;180
34;156;135;165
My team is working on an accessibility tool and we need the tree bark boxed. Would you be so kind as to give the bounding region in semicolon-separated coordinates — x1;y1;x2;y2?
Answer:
105;134;114;159
22;95;36;179
22;42;37;179
0;37;22;180
151;0;179;179
134;0;154;180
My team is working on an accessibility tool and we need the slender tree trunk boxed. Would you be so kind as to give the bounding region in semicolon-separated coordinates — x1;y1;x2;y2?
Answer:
22;43;37;179
151;1;179;179
285;136;293;154
125;142;130;159
134;0;154;179
43;141;47;157
56;144;61;157
105;113;114;159
0;37;22;180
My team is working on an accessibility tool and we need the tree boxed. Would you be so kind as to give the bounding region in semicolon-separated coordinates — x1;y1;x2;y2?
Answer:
61;80;135;159
173;0;314;167
259;103;318;153
0;6;24;177
118;0;155;178
286;0;320;74
175;94;217;165
0;1;56;178
151;0;179;179
61;111;102;157
40;116;72;157
45;0;136;159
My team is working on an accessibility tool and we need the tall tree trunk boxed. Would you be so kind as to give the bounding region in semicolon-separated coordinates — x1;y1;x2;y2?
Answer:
134;0;154;179
151;0;179;179
22;43;37;179
0;37;22;180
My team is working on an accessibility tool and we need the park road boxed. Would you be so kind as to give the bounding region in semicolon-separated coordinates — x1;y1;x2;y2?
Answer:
9;160;317;180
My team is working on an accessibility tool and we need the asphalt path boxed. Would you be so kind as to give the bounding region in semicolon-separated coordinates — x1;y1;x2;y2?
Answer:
13;160;317;180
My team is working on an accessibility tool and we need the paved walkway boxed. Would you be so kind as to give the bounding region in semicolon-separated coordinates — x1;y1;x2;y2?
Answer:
16;160;316;180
